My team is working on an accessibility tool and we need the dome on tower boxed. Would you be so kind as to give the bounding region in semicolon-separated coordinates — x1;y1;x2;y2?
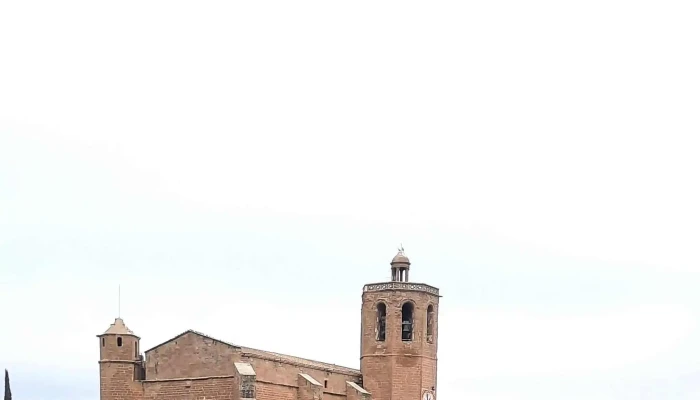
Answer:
391;249;410;265
102;317;136;336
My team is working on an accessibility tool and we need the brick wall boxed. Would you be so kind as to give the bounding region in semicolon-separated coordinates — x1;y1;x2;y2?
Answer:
143;377;235;400
256;380;297;400
243;353;359;396
421;354;437;397
145;332;238;379
100;362;144;400
140;375;362;400
325;393;347;400
143;331;362;400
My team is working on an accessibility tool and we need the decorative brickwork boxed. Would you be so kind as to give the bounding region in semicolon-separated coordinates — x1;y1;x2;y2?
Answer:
363;282;440;296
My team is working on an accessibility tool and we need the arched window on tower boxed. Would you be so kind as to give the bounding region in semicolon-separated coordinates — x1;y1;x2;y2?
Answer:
426;305;435;343
401;302;414;341
376;303;387;341
117;337;122;347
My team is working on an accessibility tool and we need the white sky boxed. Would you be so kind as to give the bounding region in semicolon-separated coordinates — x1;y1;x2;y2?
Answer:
1;1;699;399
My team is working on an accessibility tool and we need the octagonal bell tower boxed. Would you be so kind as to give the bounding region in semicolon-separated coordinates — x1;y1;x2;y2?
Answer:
360;248;440;400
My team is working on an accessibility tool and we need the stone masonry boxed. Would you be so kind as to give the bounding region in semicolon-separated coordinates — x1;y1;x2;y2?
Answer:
97;249;440;400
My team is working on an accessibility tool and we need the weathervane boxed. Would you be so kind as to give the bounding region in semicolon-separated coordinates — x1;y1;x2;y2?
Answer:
398;243;404;253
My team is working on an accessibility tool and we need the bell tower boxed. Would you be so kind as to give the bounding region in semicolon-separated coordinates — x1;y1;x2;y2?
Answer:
360;248;440;400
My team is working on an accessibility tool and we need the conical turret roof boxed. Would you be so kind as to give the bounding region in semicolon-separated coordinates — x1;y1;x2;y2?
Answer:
101;318;137;336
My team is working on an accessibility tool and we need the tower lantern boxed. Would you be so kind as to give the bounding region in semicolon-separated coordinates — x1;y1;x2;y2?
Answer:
390;247;410;282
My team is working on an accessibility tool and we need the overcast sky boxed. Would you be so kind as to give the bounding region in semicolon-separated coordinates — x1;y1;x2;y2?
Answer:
1;1;699;399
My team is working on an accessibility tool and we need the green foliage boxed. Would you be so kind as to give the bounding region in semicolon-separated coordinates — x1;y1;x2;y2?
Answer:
3;369;11;400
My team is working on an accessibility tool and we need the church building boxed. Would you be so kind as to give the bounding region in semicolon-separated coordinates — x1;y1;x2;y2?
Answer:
98;249;440;400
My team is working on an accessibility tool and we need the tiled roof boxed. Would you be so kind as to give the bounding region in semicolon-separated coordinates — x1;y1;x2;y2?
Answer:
145;329;360;375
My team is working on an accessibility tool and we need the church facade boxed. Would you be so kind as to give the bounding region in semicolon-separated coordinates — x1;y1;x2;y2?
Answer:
98;250;440;400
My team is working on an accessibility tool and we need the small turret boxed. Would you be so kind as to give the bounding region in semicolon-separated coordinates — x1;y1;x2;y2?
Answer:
98;318;140;361
97;318;144;400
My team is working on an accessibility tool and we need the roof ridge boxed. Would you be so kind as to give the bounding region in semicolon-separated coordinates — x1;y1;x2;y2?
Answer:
144;329;239;353
239;344;359;373
144;329;360;374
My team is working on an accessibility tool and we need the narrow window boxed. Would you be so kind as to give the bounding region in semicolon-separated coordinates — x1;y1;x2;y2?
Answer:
426;305;435;343
240;376;255;398
401;302;414;341
102;338;105;347
376;303;387;341
324;379;328;388
117;337;122;347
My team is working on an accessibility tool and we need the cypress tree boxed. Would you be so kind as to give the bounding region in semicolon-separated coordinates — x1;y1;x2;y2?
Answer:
3;369;10;400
